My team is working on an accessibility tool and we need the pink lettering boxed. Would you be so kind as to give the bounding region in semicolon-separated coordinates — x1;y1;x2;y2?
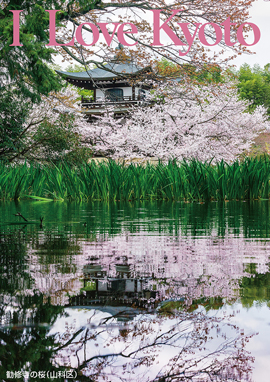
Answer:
98;23;120;46
9;10;23;46
221;17;236;46
117;23;138;46
46;10;75;46
198;23;223;46
237;22;260;46
178;23;201;56
152;9;185;46
76;23;99;46
8;9;262;52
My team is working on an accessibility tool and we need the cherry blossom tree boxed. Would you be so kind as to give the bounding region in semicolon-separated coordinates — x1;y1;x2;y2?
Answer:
82;82;270;162
1;0;266;164
8;81;269;163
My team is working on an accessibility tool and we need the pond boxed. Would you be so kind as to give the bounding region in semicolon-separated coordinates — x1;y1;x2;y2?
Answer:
0;200;270;381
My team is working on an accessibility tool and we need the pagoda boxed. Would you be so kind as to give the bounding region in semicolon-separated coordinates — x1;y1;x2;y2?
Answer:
56;47;153;117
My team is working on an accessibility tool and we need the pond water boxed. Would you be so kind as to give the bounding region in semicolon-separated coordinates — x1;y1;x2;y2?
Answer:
0;200;270;381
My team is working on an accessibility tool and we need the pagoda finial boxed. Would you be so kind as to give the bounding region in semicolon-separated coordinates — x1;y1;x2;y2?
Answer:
111;43;131;63
116;43;124;51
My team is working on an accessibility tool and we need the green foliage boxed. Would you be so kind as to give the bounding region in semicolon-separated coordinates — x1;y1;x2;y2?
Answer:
0;0;101;100
0;229;34;294
195;64;222;84
34;113;82;161
240;272;270;307
0;293;66;382
65;64;94;98
1;157;270;201
156;59;223;84
0;1;64;101
0;1;96;164
158;297;225;315
65;64;88;73
62;146;93;165
77;87;94;98
0;97;89;163
0;87;31;161
34;113;93;164
81;281;96;292
236;63;270;116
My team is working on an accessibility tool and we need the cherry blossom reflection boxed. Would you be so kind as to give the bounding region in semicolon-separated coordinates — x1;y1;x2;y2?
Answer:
50;307;254;382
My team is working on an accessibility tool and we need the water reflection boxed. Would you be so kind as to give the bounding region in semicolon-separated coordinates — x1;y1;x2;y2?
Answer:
50;306;254;382
71;263;159;310
0;200;270;381
0;294;65;381
0;294;254;382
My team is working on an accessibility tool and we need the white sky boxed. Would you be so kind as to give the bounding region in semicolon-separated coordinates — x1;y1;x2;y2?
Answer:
232;0;270;68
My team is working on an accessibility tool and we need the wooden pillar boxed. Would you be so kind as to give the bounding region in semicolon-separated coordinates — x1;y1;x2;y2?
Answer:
93;88;96;102
132;86;135;101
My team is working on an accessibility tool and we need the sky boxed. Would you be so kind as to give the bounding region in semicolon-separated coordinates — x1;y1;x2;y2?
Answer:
232;0;270;68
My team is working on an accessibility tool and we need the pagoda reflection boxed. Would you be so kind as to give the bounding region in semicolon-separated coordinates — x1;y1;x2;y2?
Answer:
69;263;159;310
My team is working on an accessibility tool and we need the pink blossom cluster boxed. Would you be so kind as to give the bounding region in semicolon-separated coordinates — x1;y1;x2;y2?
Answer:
84;82;270;162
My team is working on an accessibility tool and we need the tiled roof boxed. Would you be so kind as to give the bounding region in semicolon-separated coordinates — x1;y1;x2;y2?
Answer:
56;62;150;81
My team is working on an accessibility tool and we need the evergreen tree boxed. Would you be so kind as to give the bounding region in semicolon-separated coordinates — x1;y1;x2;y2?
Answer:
0;1;65;101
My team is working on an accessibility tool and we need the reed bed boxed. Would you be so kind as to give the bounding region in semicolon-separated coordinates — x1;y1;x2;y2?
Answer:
1;158;270;201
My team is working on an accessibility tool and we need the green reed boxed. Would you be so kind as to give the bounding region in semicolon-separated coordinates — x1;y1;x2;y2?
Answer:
1;157;270;201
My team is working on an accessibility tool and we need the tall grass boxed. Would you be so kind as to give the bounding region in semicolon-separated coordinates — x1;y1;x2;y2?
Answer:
1;157;270;201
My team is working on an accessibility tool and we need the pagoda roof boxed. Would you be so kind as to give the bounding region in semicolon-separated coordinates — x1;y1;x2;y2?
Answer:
56;62;152;82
